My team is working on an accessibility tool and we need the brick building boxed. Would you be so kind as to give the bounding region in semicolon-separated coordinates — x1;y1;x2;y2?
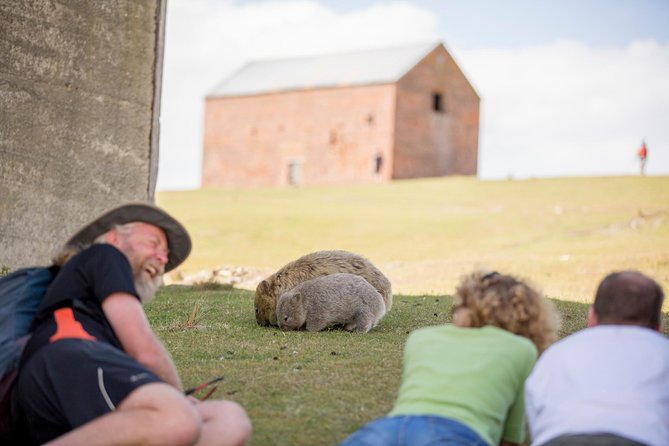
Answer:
202;42;479;187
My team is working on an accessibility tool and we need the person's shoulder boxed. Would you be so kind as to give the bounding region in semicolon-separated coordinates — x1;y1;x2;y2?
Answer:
70;244;128;268
604;325;669;344
79;243;124;258
484;325;534;345
538;326;669;370
536;327;602;361
471;327;537;361
575;324;666;341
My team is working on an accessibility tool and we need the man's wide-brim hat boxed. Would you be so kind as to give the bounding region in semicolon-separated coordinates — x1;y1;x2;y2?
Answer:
65;202;191;272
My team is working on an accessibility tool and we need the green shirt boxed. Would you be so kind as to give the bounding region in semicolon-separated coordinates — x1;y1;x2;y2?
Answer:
389;325;537;445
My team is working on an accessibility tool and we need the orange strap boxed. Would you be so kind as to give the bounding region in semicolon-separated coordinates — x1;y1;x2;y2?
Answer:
49;307;96;342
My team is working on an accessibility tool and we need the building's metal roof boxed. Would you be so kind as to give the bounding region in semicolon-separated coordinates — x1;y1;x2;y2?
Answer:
208;41;442;98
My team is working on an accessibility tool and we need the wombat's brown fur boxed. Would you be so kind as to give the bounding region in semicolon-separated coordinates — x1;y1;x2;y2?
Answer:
254;250;392;326
276;273;386;332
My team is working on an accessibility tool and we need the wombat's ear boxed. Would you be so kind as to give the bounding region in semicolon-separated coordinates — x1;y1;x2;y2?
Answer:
294;292;303;303
257;280;269;294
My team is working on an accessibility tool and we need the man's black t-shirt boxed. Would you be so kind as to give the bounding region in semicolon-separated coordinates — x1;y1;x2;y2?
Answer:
21;244;140;364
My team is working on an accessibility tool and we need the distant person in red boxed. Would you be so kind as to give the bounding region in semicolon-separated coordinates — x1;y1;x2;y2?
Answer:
638;140;648;176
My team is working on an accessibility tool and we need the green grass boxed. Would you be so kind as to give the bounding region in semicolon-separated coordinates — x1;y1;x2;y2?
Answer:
147;286;669;446
157;176;669;307
153;176;669;444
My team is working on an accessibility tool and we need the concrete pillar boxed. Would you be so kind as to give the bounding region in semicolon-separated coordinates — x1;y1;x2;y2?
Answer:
0;1;166;269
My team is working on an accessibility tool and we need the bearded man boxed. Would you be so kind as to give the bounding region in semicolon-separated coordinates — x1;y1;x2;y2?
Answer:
11;203;251;446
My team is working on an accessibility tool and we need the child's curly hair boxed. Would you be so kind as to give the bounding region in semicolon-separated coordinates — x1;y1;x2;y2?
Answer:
454;270;561;353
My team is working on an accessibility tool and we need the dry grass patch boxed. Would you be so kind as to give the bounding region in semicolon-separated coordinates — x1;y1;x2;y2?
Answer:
157;176;669;308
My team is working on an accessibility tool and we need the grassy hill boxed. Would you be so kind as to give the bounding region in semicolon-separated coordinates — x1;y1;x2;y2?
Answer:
154;176;668;445
157;175;669;305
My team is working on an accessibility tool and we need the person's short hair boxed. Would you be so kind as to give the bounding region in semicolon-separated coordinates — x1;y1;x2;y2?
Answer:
594;270;664;328
454;270;561;353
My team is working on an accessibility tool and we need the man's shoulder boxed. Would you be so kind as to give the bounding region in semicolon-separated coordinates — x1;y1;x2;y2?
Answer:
71;244;126;265
542;325;668;359
58;244;131;284
80;243;121;256
574;325;668;342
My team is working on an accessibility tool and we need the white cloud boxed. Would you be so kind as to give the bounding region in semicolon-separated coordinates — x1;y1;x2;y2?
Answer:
157;0;669;190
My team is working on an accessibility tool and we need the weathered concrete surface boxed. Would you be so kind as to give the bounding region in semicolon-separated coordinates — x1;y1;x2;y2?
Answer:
0;1;166;269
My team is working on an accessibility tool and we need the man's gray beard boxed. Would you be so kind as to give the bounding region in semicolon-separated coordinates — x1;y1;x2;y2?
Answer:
134;274;163;304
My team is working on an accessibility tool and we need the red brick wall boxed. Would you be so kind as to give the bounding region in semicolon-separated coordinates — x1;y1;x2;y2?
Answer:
393;45;480;178
202;45;480;187
202;84;397;187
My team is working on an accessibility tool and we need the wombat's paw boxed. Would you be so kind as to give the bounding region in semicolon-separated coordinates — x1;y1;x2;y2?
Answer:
343;322;357;331
354;323;374;333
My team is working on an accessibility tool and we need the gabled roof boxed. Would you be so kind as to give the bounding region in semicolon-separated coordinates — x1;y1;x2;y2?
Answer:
208;41;442;98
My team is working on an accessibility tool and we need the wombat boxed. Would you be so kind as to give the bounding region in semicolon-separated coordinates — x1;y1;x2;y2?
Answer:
276;273;386;333
254;250;392;326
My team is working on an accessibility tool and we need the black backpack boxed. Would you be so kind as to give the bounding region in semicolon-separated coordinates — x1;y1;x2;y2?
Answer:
0;266;56;436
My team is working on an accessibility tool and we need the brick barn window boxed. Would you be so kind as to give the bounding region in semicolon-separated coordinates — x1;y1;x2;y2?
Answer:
432;93;445;113
287;160;300;185
374;152;383;174
329;129;338;145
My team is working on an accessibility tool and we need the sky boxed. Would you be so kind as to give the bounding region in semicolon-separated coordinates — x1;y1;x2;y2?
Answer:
157;0;669;190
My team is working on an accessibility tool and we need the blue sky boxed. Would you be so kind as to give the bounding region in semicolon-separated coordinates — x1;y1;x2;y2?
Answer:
330;0;669;47
157;0;669;190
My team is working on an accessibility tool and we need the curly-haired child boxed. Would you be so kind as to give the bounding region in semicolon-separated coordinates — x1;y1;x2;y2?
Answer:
338;270;561;446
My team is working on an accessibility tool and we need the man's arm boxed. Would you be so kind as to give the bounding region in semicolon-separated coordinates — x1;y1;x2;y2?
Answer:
102;292;183;390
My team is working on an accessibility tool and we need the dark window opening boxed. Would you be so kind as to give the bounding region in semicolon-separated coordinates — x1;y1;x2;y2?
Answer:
374;153;383;174
287;161;300;185
432;93;444;113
